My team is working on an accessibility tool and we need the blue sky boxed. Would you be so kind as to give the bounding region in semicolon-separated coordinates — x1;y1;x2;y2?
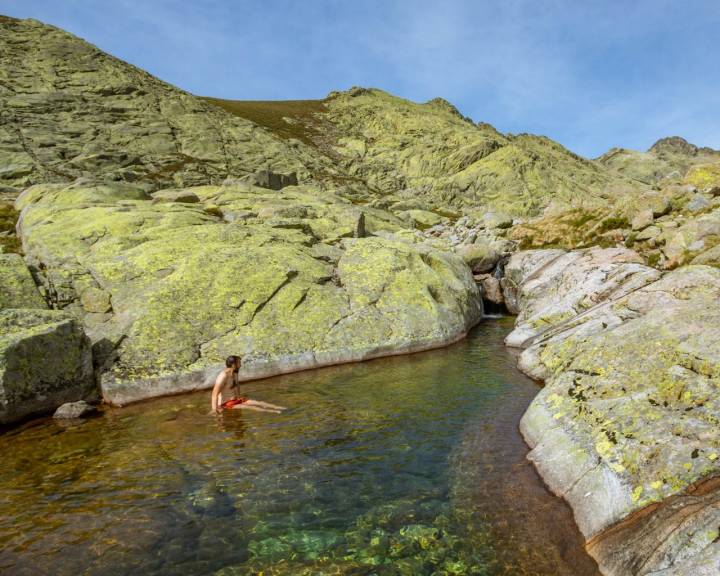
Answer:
4;0;720;157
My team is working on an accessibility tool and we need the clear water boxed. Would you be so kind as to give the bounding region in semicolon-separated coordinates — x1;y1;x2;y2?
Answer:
0;318;599;575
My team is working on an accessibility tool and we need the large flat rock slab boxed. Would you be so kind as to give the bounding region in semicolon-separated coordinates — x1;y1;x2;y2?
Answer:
16;182;482;405
511;257;720;575
502;247;661;348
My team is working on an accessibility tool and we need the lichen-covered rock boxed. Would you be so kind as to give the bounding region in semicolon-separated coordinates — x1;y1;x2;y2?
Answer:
598;137;720;187
685;163;720;190
502;247;660;347
319;89;642;216
455;242;500;274
17;182;482;405
631;209;654;231
663;208;720;267
0;308;95;425
151;190;200;204
0;253;45;310
513;263;720;575
398;209;446;229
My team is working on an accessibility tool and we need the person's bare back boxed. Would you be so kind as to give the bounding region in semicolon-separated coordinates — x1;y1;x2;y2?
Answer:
210;355;287;414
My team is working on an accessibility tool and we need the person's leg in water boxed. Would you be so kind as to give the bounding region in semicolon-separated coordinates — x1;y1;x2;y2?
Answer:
224;398;286;414
244;399;286;411
231;403;282;414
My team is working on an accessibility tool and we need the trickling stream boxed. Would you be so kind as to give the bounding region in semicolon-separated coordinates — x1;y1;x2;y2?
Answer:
0;318;599;575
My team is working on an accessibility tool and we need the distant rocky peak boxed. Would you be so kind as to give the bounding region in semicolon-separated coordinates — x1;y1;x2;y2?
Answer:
424;97;463;118
649;136;698;157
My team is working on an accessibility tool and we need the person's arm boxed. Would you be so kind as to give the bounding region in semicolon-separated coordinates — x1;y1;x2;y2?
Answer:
211;375;223;414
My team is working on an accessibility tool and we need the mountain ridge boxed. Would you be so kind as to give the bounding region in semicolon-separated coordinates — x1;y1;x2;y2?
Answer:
1;15;646;219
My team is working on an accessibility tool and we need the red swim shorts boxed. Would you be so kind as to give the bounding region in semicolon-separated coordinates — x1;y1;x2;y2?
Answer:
222;397;248;409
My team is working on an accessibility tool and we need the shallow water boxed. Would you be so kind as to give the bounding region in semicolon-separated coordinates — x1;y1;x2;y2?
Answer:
0;318;599;576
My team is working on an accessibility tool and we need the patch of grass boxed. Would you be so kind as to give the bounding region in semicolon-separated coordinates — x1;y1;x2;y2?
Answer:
0;202;21;253
647;252;661;268
432;208;461;221
565;209;598;228
624;232;638;248
202;98;328;147
598;216;630;233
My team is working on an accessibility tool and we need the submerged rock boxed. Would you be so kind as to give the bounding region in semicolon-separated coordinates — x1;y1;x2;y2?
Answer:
0;309;94;425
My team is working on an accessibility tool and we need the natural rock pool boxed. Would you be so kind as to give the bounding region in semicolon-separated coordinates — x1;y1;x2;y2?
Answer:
0;318;599;575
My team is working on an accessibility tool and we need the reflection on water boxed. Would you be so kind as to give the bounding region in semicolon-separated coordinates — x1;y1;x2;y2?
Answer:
0;318;599;575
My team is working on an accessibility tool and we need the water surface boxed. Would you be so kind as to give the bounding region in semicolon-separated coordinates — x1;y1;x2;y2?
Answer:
0;318;599;575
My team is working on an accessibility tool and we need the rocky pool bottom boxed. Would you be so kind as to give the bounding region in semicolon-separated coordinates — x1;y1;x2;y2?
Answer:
0;318;599;576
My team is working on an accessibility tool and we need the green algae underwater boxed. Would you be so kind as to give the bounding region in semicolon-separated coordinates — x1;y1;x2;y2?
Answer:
0;319;599;576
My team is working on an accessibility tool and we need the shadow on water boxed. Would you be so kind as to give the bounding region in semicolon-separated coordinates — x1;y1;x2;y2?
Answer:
0;318;599;576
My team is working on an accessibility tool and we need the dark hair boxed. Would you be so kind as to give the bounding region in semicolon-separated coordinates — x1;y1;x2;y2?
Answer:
225;355;241;368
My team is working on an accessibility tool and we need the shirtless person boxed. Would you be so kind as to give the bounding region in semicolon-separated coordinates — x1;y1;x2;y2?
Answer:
211;355;286;414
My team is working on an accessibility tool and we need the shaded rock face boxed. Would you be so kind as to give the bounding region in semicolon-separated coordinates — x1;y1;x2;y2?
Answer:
0;18;329;191
247;169;298;191
0;252;94;424
0;309;95;426
16;182;482;405
505;249;720;575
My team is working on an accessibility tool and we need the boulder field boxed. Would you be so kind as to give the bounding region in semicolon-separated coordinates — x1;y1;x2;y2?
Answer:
503;247;720;575
15;181;483;406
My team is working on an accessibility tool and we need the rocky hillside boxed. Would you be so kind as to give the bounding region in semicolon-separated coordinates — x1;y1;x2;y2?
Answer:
210;88;644;216
510;141;720;270
598;136;720;185
0;15;333;193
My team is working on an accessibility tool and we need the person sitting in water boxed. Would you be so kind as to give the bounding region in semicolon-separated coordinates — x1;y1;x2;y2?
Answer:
211;355;286;414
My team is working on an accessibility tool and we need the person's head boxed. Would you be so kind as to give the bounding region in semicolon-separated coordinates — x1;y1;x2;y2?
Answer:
225;355;241;372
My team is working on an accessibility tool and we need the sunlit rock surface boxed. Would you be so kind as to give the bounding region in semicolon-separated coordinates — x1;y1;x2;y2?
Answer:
506;250;720;575
16;182;482;404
